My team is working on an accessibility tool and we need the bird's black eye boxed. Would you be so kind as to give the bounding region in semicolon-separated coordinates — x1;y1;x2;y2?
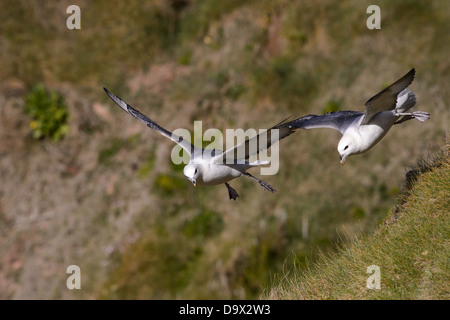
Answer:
344;146;348;150
194;169;198;174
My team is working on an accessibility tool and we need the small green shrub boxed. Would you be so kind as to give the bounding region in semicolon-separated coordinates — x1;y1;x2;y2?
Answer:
351;206;365;219
209;70;229;88
98;138;126;164
138;153;156;179
25;84;69;141
225;84;247;101
177;49;192;66
154;174;186;195
183;209;224;238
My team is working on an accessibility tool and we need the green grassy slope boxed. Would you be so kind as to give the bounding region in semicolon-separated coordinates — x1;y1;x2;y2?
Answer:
265;142;449;299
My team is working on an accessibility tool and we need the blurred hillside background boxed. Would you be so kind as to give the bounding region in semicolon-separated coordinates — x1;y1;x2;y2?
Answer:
0;0;448;299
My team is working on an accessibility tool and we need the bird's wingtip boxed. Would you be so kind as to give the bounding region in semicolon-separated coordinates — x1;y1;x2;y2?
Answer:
103;87;114;98
409;68;416;80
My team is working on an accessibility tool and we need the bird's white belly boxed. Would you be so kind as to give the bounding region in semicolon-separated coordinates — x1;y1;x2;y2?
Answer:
357;123;390;152
199;164;244;185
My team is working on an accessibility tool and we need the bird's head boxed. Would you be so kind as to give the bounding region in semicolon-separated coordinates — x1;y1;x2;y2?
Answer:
337;136;355;165
183;164;201;187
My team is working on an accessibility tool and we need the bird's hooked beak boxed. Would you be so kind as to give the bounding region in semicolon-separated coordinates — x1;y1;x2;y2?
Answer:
192;180;197;188
339;154;346;165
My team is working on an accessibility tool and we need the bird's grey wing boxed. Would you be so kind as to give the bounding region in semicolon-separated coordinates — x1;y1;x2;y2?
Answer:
286;111;363;134
213;118;295;164
104;88;196;155
362;68;415;124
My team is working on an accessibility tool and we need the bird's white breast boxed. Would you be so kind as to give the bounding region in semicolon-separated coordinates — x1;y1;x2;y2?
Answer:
198;163;244;185
357;111;396;152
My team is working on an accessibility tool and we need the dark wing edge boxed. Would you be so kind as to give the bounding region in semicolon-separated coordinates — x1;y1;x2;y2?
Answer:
103;88;195;155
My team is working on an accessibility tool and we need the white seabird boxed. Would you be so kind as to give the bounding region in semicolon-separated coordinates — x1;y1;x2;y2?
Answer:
104;88;295;200
285;68;429;164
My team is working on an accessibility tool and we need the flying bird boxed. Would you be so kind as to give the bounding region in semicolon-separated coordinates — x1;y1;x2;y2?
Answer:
104;88;295;200
285;68;429;164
